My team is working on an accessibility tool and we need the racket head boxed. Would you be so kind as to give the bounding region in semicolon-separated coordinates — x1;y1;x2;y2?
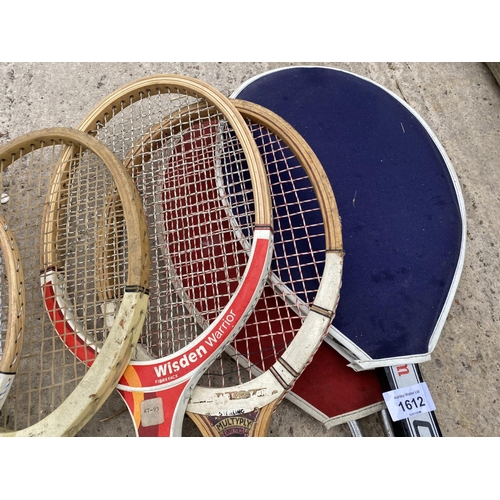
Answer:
0;127;149;436
76;75;273;436
186;99;344;436
232;66;466;370
0;215;25;410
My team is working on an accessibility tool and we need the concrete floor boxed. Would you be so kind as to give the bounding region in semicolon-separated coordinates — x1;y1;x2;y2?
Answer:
1;62;499;437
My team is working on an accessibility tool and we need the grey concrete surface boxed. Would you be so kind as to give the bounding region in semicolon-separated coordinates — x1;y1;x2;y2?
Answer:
1;62;499;437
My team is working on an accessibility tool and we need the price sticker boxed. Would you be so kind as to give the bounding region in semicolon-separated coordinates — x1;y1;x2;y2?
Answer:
141;397;165;427
382;382;436;422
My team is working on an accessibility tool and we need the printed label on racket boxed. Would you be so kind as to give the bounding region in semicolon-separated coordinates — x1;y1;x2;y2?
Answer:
119;231;272;391
383;382;436;422
206;411;260;437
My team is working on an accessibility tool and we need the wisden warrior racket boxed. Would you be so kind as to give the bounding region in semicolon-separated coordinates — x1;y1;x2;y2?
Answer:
0;128;150;436
0;216;25;410
186;100;344;436
76;75;273;436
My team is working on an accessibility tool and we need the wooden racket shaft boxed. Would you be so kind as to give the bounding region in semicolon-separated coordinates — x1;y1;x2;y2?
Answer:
187;100;344;436
75;75;273;436
0;215;25;410
0;127;149;436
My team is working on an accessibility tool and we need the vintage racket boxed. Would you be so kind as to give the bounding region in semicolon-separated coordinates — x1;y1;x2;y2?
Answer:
75;75;273;436
0;215;25;411
232;66;466;437
185;100;344;436
0;127;150;436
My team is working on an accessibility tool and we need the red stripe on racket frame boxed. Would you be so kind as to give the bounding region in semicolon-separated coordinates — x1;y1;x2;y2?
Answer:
41;270;97;366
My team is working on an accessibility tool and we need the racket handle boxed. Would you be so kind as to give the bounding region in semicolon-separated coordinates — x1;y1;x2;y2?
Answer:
347;420;364;437
378;408;396;437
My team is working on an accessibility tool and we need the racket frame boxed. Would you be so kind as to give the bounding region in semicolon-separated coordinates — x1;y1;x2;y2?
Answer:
0;127;150;436
0;215;25;410
186;99;344;436
75;75;274;436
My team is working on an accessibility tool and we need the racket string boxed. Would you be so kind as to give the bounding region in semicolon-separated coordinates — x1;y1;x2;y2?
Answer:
91;88;257;362
199;118;327;388
0;141;130;431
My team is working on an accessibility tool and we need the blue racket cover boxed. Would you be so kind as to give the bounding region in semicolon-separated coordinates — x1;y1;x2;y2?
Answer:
233;66;465;368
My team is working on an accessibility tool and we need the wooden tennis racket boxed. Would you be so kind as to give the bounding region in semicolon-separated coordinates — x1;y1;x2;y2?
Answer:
0;127;150;436
186;100;344;436
75;75;273;436
0;215;25;411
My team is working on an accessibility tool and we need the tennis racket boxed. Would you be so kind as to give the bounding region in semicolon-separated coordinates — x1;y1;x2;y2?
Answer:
0;127;150;436
186;99;344;436
232;65;466;437
0;215;25;411
75;75;273;436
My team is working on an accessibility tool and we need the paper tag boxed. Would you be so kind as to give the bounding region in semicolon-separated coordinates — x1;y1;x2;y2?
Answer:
141;397;165;427
382;382;436;422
